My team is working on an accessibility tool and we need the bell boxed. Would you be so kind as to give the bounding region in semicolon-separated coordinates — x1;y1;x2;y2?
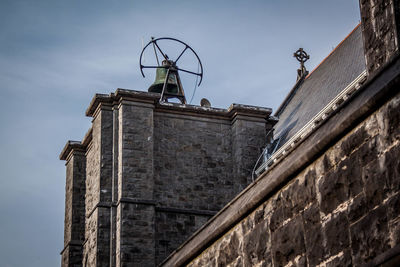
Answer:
148;67;179;94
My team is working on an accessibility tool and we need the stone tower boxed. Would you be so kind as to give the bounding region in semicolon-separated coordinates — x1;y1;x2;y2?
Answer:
60;89;276;266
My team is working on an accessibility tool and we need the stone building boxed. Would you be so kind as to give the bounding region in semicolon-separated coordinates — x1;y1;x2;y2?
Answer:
60;0;400;266
60;91;276;266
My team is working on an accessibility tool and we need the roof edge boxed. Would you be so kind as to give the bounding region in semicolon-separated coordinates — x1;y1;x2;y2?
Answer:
306;23;361;79
274;75;305;117
256;70;367;175
275;23;362;118
59;141;86;161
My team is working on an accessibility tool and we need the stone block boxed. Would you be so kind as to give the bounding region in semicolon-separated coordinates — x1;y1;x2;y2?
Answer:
322;154;333;174
240;213;255;235
354;136;378;167
318;170;348;215
340;126;369;158
302;203;325;266
350;205;390;265
389;217;400;247
216;231;240;266
339;157;363;198
386;193;400;246
254;208;265;225
289;170;316;214
362;158;386;209
384;144;400;194
347;193;368;223
387;193;400;222
155;211;213;265
383;95;400;142
271;215;305;267
270;190;293;231
243;220;270;266
324;211;350;257
294;256;307;267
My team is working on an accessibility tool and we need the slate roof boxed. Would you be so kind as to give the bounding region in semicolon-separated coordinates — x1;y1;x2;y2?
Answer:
273;24;366;149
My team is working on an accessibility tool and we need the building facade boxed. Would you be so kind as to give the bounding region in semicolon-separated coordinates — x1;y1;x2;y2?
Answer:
60;0;400;266
60;90;275;266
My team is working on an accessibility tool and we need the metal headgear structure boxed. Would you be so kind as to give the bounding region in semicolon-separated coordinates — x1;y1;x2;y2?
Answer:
139;37;204;104
294;48;310;81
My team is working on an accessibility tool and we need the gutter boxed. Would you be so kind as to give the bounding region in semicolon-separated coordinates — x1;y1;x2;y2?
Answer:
255;70;367;176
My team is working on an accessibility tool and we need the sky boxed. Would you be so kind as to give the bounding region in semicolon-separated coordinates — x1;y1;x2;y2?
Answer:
0;0;361;266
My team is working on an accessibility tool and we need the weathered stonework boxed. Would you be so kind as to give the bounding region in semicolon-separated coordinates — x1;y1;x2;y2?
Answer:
83;106;113;266
184;91;400;267
60;90;274;266
360;0;400;74
155;211;211;264
60;144;86;267
60;2;400;266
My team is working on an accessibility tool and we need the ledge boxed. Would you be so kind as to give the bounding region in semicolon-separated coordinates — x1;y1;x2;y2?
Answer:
155;206;218;217
59;141;86;161
160;52;400;266
59;127;92;161
85;88;273;120
60;240;83;255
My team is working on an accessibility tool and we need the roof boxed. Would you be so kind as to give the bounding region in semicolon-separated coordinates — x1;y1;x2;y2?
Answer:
273;24;366;148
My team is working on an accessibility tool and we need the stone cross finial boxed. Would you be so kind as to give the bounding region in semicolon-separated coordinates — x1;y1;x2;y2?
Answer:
294;48;310;81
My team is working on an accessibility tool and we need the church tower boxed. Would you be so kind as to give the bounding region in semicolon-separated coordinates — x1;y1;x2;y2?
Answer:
60;89;276;266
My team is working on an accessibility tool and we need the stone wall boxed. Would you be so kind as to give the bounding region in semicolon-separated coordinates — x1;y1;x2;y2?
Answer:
185;91;400;267
81;107;113;266
153;113;232;210
360;0;400;74
151;110;269;264
155;211;211;264
83;209;99;266
116;101;156;266
232;117;272;189
152;113;233;265
60;90;274;266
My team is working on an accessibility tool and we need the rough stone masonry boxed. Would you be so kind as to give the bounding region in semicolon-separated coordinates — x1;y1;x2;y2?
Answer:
60;90;276;266
183;90;400;267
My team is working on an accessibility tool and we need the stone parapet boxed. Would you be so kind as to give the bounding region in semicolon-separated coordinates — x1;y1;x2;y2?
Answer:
85;88;273;121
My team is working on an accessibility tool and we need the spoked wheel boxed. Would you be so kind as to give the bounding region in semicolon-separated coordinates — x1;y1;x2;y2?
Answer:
139;37;203;104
